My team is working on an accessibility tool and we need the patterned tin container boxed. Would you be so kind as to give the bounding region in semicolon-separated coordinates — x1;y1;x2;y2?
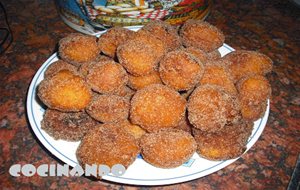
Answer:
55;0;212;35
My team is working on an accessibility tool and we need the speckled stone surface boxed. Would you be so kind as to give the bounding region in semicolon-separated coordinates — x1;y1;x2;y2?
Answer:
0;0;299;189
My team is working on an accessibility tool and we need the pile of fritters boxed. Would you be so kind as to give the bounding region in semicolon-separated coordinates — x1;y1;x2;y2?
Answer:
38;19;272;170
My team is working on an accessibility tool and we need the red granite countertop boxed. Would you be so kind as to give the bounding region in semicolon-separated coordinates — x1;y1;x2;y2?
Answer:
0;0;299;189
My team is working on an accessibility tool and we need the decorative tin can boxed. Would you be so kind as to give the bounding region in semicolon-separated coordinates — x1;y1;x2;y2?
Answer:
55;0;212;35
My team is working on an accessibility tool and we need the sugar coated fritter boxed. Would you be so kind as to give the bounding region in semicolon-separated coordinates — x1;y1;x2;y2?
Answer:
41;109;98;141
86;60;128;94
38;70;92;112
188;84;240;132
222;50;273;82
79;55;112;77
199;59;237;96
141;20;181;52
130;84;186;132
192;121;253;160
180;19;225;52
117;39;161;76
159;50;204;91
76;124;140;169
86;94;130;123
59;33;99;67
140;129;197;168
236;75;271;122
129;29;166;59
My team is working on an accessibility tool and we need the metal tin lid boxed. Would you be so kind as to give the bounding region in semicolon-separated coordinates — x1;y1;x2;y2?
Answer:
56;0;212;35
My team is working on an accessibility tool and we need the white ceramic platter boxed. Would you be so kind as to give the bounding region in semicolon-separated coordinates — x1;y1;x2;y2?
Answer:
26;28;269;185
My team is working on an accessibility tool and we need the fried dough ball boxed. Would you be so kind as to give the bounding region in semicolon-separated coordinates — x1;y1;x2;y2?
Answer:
237;75;271;121
199;60;237;95
142;20;181;52
140;129;197;168
76;124;140;168
86;60;128;94
180;20;225;52
98;27;134;58
38;70;92;112
130;30;166;58
188;85;240;132
184;47;209;64
223;50;273;82
59;33;99;66
192;121;253;160
159;50;204;91
41;109;98;141
117;120;146;140
128;71;162;90
86;94;130;123
44;60;78;78
79;55;112;77
117;39;162;76
130;84;186;132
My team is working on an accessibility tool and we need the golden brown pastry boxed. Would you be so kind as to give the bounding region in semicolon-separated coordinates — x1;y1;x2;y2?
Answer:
222;50;273;82
188;84;240;132
59;33;99;66
86;94;130;123
180;19;225;52
130;84;186;132
237;75;271;121
86;60;128;94
38;70;92;112
193;121;253;160
140;129;196;168
159;50;204;91
77;124;140;168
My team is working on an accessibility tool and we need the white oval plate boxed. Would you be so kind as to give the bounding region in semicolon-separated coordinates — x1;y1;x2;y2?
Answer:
26;30;269;185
